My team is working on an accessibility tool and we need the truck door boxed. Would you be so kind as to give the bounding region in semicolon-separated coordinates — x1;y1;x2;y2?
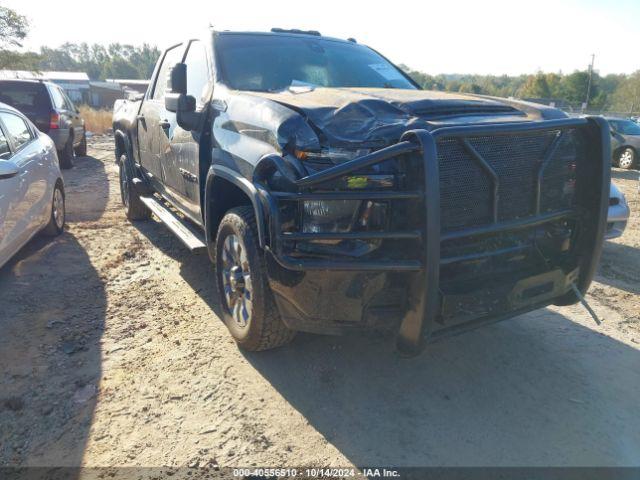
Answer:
137;44;185;184
159;40;211;224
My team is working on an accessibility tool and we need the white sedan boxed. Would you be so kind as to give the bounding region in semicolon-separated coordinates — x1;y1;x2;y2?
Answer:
0;102;65;268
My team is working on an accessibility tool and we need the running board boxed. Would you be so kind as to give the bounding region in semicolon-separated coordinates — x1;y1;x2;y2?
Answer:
140;196;207;254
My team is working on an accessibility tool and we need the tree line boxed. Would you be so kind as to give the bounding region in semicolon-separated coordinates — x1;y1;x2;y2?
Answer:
400;66;640;114
0;5;160;80
0;41;160;81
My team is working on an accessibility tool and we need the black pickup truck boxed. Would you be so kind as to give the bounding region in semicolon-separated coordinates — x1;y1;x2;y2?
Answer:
112;29;610;355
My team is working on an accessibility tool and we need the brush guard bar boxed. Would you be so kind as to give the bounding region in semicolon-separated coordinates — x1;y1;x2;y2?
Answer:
253;117;610;354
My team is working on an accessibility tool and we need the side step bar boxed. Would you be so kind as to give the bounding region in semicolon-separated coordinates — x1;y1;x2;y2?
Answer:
139;196;207;254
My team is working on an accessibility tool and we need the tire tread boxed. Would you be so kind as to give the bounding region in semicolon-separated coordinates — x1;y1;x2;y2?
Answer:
217;206;295;351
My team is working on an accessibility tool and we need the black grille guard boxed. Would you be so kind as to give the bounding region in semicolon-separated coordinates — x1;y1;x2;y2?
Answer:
253;117;611;354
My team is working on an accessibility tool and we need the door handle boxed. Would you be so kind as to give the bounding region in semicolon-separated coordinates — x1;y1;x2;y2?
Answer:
159;120;171;129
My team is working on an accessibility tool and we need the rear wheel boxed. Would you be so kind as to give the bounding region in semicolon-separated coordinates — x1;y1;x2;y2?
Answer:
617;147;636;169
118;154;151;221
58;134;74;170
215;206;295;351
74;131;87;157
42;182;65;236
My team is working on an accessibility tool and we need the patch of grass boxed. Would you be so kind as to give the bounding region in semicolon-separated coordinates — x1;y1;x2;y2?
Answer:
78;105;112;134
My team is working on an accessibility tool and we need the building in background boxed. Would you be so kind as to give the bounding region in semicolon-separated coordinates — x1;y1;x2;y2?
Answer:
106;79;150;97
88;81;125;109
0;70;125;108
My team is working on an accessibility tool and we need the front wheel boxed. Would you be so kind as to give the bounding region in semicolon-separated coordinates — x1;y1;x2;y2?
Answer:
42;182;65;236
215;206;295;351
617;147;636;169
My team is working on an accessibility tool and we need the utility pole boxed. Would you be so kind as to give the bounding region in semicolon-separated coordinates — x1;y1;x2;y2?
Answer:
584;53;595;113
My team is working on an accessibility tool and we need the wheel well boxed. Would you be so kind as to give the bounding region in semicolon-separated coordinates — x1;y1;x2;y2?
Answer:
614;145;636;158
207;177;253;240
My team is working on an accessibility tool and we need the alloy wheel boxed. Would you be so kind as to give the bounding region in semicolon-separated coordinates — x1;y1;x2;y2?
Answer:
53;187;65;229
221;234;253;328
619;149;634;168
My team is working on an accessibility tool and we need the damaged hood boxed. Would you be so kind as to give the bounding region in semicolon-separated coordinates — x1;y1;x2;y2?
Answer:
245;87;566;147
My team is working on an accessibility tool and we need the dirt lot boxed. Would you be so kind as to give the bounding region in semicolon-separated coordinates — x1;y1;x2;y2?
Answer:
1;137;639;469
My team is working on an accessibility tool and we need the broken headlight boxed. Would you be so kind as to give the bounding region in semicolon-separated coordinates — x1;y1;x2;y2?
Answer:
295;147;371;166
299;200;389;257
302;200;388;234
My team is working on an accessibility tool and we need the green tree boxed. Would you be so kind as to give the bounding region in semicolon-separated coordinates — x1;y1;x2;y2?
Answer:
0;6;28;48
610;71;640;114
458;82;482;94
520;72;551;98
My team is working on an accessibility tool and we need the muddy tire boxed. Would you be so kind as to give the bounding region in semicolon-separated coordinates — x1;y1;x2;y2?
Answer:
58;134;74;170
74;132;87;157
118;154;151;221
617;147;636;169
215;206;295;351
42;181;65;236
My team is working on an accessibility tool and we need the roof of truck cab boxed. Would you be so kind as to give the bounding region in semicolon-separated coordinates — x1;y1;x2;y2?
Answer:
214;30;355;45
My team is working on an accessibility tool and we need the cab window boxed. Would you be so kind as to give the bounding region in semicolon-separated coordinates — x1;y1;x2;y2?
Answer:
0;125;11;159
152;44;185;100
49;86;67;110
0;112;33;150
184;40;210;107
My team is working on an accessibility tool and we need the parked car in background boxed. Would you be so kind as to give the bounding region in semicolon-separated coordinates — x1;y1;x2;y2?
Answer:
0;79;86;169
0;103;65;269
606;183;629;239
607;117;640;169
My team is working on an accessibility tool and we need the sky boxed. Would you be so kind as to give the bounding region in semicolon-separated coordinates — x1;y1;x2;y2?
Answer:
4;0;640;76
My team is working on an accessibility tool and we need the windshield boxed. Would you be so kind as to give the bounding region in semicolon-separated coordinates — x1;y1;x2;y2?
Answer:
610;119;640;135
215;33;417;92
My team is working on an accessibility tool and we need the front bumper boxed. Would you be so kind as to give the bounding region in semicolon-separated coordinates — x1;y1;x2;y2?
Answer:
255;117;610;354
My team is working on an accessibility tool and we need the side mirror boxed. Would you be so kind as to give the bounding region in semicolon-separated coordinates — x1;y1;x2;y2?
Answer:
168;63;187;95
165;63;200;131
0;159;19;179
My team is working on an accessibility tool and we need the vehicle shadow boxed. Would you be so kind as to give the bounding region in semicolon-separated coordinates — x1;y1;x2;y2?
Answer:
131;218;220;311
242;310;640;466
63;154;110;222
611;168;639;181
0;232;105;471
598;241;640;294
130;219;640;466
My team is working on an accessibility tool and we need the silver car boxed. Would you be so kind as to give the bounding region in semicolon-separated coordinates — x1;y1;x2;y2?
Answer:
606;183;630;240
0;102;65;268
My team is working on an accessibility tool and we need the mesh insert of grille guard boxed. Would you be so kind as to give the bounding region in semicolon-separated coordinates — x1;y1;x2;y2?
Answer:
436;129;580;232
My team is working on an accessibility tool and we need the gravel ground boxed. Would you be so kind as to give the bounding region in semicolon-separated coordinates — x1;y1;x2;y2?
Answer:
1;136;639;469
